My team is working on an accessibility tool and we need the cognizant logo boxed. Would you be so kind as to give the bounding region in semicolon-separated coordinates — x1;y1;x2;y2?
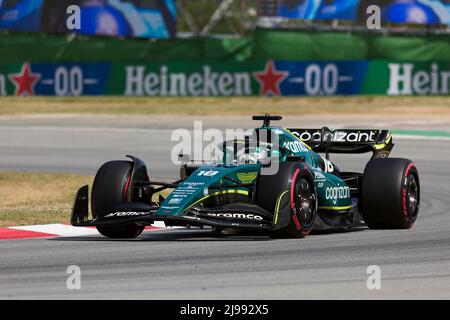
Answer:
325;186;350;205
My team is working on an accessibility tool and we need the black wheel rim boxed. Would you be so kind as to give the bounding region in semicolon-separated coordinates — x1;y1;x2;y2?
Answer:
294;178;316;227
406;173;419;220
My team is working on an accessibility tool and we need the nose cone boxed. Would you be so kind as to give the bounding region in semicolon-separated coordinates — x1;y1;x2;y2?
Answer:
155;164;260;217
156;165;232;217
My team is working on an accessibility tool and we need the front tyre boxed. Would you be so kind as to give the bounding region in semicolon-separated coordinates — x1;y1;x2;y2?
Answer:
255;162;317;238
362;158;420;229
279;174;317;238
91;161;145;238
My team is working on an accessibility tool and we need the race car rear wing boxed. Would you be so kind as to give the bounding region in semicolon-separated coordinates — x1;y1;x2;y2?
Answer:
287;128;394;159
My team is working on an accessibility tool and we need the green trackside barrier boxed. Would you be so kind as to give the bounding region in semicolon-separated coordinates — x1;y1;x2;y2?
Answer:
0;32;254;63
0;29;448;64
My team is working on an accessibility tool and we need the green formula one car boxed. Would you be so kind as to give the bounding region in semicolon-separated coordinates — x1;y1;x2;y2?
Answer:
71;115;420;238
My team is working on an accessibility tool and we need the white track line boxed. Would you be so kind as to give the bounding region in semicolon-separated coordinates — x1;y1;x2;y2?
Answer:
7;222;180;239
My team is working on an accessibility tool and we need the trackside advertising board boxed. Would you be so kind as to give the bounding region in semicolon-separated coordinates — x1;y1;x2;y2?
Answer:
0;60;448;96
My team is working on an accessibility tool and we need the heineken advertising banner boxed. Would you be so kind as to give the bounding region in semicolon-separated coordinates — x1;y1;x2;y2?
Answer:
0;60;448;96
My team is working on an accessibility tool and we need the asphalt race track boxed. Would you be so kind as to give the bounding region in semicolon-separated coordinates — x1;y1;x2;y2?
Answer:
1;115;450;299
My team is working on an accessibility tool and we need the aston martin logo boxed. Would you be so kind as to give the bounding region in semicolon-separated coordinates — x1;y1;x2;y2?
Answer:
237;172;257;184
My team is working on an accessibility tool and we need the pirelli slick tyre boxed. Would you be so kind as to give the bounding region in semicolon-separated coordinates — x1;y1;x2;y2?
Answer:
255;162;317;238
91;161;145;238
362;158;420;229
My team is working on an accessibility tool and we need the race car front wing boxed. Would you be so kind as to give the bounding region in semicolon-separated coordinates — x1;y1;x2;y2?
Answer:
71;185;276;230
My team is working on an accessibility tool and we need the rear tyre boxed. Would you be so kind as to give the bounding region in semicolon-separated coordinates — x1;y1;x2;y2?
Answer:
255;162;316;238
91;161;145;238
362;158;420;229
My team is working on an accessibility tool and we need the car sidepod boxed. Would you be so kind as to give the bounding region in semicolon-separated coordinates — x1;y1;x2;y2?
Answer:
313;169;354;228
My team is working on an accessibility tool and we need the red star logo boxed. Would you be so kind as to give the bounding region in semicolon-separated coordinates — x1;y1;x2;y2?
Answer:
9;63;41;96
253;61;288;96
